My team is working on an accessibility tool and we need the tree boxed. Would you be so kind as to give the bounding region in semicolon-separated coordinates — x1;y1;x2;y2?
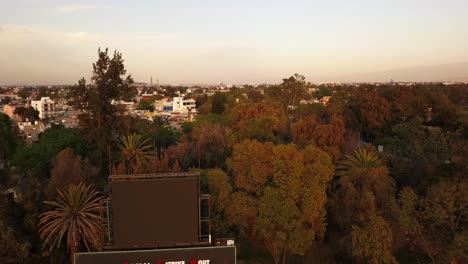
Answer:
351;214;397;264
13;106;40;122
330;146;396;261
192;122;231;168
117;133;154;174
211;92;227;114
291;115;345;160
49;148;94;192
265;74;307;112
357;91;391;137
384;117;451;189
206;169;233;237
165;136;194;171
137;99;154;112
246;89;264;103
338;146;384;171
145;116;181;154
39;183;104;262
0;113;17;166
229;102;288;142
70;48;134;175
316;86;331;98
394;179;468;263
225;143;334;263
13;125;86;177
222;140;274;241
227;139;273;194
292;103;327;120
256;145;334;264
17;88;31;99
1;96;12;104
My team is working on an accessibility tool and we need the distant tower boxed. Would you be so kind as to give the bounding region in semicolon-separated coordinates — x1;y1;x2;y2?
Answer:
150;76;153;86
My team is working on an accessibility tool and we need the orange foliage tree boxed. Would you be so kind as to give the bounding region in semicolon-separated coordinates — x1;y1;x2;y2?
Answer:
291;115;345;160
229;102;288;142
210;140;335;264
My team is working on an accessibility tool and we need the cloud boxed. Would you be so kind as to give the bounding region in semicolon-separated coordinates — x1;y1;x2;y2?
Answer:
55;4;97;13
0;24;181;85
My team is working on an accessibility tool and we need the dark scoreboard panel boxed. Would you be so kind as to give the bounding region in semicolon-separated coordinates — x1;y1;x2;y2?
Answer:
111;176;199;249
74;246;236;264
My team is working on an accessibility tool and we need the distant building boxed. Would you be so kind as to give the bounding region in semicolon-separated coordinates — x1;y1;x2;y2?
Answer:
320;96;331;106
31;97;55;120
154;97;196;113
172;97;196;113
2;104;18;118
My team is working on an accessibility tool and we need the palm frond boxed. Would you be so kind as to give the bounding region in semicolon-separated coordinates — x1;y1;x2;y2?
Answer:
39;183;104;254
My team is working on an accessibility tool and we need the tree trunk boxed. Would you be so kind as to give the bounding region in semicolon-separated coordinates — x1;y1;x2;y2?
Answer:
273;255;279;264
281;249;287;264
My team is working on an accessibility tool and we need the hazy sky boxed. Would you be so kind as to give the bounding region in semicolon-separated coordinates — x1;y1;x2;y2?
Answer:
1;0;468;85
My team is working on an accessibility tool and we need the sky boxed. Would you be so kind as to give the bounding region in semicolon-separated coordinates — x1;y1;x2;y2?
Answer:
1;0;468;85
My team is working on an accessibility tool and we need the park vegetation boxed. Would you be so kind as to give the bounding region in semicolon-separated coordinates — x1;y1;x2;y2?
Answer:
0;49;467;263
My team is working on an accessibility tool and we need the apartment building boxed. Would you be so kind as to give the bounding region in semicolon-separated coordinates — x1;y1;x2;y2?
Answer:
31;97;55;120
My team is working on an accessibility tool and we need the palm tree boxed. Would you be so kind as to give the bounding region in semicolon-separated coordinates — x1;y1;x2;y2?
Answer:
117;133;154;174
337;146;384;175
152;115;170;128
39;183;104;262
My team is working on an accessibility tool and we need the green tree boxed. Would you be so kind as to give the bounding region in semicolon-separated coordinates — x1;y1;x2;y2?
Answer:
0;113;17;166
13;125;86;177
384;117;451;189
145;116;181;154
39;183;104;262
394;179;468;263
13;106;40;122
211;92;227;114
265;74;307;112
117;133;154;174
316;86;331;98
137;99;154;112
1;96;12;104
71;48;134;175
246;89;264;103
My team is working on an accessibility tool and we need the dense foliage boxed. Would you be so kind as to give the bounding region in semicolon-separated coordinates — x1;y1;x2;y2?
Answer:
0;50;467;263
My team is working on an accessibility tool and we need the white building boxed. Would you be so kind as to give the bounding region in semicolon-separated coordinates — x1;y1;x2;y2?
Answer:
154;97;196;113
172;97;196;113
31;97;55;120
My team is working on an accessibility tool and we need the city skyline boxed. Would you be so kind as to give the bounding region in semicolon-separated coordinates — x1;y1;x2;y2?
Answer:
1;0;468;85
